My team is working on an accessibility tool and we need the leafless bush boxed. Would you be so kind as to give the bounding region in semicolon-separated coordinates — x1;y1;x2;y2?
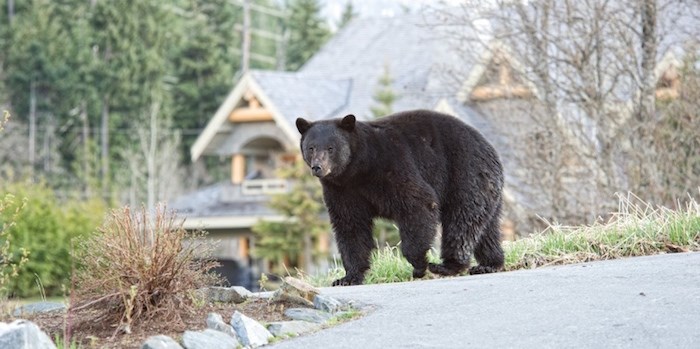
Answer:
72;205;219;331
654;57;700;206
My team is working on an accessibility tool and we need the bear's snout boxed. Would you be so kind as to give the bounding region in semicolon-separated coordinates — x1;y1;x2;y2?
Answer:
310;162;331;177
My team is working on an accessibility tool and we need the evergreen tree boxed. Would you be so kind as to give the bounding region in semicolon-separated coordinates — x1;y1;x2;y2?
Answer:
338;1;357;29
172;0;239;163
370;64;400;247
370;64;398;118
285;0;331;71
252;158;330;274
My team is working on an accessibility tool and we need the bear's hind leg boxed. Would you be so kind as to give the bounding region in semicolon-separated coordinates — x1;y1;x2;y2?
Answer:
428;203;483;276
397;211;437;279
470;206;504;275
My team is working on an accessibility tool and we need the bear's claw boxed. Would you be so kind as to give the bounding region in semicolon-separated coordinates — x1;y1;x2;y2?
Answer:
428;262;466;276
468;265;500;275
332;274;364;286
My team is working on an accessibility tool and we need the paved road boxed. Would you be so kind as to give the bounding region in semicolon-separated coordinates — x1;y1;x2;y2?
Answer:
271;252;700;349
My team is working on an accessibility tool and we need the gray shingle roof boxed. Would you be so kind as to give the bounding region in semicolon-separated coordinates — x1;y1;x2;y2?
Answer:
170;182;276;218
300;14;476;119
250;70;352;123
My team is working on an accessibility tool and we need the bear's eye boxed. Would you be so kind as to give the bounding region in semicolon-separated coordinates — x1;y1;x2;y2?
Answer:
308;146;314;152
328;147;333;152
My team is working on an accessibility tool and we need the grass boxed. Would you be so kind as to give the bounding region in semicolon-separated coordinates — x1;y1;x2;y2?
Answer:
504;193;700;270
308;193;700;286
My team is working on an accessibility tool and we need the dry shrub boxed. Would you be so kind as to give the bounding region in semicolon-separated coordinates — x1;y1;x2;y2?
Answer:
72;205;219;331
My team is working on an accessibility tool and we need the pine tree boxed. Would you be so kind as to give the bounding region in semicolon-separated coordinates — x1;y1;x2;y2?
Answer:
172;0;239;163
285;0;330;71
252;158;330;274
338;1;357;29
371;64;400;247
370;64;398;118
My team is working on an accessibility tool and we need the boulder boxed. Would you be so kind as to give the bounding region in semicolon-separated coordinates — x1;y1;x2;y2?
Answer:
205;313;236;338
313;294;343;313
182;329;239;349
12;302;65;317
231;311;273;348
284;308;333;324
200;286;251;304
0;319;56;349
271;277;320;306
141;335;183;349
267;321;321;338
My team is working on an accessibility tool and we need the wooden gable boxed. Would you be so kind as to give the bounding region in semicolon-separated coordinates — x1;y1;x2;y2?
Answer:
655;65;681;101
229;90;274;123
470;51;533;102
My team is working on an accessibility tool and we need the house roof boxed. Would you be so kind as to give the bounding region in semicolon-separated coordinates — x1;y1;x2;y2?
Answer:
249;70;353;124
170;182;285;230
299;14;475;118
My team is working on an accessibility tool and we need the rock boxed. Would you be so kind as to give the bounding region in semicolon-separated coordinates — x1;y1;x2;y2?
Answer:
201;286;251;304
271;277;320;306
267;321;321;338
284;308;333;324
182;329;239;349
231;311;273;348
0;319;56;349
205;313;236;338
12;301;66;317
141;335;183;349
313;294;343;313
250;291;275;299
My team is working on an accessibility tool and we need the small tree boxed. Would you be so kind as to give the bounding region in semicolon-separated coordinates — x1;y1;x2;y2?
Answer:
0;112;29;298
73;205;219;330
370;65;401;247
370;64;398;118
253;157;330;274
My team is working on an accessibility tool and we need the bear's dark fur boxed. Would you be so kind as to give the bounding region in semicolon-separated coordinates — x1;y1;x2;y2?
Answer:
296;109;504;286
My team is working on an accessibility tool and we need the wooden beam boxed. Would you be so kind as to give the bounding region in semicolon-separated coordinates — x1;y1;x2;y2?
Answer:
229;107;274;122
470;84;533;101
232;154;245;184
655;88;679;101
238;237;249;259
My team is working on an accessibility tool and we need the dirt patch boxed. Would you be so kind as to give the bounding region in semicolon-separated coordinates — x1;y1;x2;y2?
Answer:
23;298;303;349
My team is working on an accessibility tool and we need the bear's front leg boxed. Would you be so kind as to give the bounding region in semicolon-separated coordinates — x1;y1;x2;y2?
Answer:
332;218;374;286
326;202;375;286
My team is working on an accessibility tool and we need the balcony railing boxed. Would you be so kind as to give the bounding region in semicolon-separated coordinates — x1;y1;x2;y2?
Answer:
241;179;289;195
218;179;291;203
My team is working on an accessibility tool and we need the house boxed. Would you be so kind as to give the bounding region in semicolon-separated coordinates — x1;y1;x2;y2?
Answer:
171;12;695;286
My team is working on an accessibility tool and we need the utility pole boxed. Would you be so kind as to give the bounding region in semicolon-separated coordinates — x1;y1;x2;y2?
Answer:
7;0;14;25
29;79;36;174
230;0;287;72
242;0;251;73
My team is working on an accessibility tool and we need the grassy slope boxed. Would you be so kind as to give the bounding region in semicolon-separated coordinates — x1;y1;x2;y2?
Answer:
308;194;700;287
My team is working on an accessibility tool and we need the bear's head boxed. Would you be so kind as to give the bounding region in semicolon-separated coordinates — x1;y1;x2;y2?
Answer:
295;114;356;179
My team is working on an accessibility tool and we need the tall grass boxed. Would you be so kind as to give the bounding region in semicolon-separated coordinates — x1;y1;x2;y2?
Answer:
504;193;700;270
310;194;700;286
71;205;220;331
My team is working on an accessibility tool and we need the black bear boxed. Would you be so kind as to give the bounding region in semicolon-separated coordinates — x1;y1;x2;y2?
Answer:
296;109;504;286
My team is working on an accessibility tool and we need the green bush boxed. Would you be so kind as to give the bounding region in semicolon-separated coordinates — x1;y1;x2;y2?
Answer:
0;181;107;298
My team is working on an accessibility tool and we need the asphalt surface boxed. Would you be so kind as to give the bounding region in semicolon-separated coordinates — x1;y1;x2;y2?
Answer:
270;252;700;349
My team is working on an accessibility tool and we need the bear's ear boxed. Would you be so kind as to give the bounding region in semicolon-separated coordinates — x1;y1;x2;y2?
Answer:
339;114;356;131
296;117;312;134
